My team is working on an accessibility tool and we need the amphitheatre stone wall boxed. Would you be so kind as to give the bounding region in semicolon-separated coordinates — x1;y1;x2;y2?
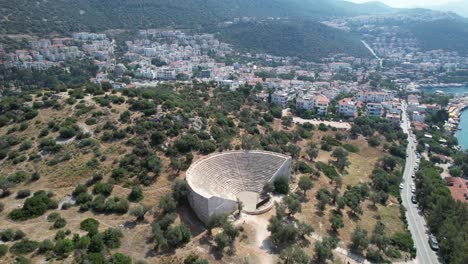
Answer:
186;150;291;224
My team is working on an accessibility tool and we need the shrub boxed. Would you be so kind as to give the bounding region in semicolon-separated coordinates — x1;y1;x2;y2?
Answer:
0;244;7;257
274;177;289;194
54;239;74;257
165;225;191;248
111;253;132;264
10;239;39;255
16;189;31;199
37;239;54;254
88;234;104;253
72;184;87;197
86;252;106;263
159;194;177;214
80;218;100;235
47;212;61;222
14;256;32;264
0;229;15;241
171;179;189;203
343;144;359;153
103;228;123;249
53;217;67;229
9;191;57;221
104;197;129;214
295;161;313;173
61;202;72;210
368;136;381;147
30;171;40;181
93;182;113;196
7;171;29;185
75;192;93;205
14;230;25;241
390;232;414;253
128;186;143;202
184;253;208;264
315;162;339;180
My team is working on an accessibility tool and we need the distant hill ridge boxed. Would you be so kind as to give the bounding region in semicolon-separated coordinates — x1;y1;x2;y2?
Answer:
214;20;372;61
0;0;396;34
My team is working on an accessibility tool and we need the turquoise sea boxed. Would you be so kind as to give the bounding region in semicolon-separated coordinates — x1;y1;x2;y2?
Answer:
421;86;468;150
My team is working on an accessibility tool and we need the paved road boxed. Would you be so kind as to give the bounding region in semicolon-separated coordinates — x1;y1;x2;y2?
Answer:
400;101;442;264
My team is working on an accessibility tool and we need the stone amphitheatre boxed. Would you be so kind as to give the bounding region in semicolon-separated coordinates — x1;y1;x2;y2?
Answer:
186;150;292;223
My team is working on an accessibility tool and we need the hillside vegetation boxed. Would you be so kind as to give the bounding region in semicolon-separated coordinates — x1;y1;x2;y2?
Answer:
0;0;395;34
216;21;371;61
408;19;468;55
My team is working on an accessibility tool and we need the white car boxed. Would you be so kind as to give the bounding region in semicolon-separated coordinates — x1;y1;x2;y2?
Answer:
411;187;416;193
399;183;404;190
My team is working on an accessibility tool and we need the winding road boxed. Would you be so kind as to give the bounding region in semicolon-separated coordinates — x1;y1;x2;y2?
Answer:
400;101;442;264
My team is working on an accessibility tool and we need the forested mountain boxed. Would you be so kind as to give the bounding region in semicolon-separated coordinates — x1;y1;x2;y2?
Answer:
215;20;371;61
0;0;396;34
408;19;468;55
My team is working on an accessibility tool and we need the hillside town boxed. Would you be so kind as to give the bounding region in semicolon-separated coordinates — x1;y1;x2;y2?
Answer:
2;28;468;126
1;4;468;263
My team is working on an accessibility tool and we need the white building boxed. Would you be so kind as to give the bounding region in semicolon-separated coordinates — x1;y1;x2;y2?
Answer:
367;103;384;117
314;95;330;115
412;111;426;123
220;80;240;91
357;91;393;103
338;98;357;117
272;92;290;108
136;68;157;79
296;96;314;111
157;68;176;80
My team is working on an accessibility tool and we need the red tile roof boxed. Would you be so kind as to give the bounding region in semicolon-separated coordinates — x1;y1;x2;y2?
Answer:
446;177;468;203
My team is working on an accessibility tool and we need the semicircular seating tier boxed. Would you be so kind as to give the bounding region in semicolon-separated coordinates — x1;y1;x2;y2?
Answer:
186;150;292;223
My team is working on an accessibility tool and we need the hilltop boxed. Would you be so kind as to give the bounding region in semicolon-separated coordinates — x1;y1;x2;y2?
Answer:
215;20;371;61
0;0;396;34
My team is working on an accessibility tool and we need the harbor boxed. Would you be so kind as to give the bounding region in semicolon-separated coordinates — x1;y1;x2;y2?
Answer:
421;85;468;150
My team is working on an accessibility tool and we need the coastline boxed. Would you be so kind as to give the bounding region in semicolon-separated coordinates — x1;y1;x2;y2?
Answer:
446;98;468;151
420;85;468;150
454;107;468;150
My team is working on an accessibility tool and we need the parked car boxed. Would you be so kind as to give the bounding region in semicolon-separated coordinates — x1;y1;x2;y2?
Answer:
411;187;416;193
411;195;417;204
429;234;439;251
399;183;404;190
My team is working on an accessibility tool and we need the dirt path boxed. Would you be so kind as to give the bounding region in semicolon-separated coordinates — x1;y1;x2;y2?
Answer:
238;213;275;264
282;108;352;130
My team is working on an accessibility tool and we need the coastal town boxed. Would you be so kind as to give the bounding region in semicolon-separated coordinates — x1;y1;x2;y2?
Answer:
2;27;468;127
1;13;468;264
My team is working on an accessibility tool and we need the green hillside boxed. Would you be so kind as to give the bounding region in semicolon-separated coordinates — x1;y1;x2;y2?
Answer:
408;19;468;55
215;21;371;61
0;0;395;34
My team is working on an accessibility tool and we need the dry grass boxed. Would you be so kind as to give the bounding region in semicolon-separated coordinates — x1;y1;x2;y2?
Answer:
0;91;407;263
343;139;382;186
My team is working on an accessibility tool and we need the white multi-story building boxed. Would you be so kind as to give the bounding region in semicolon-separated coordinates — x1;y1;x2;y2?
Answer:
338;98;357;117
382;101;402;114
357;91;393;103
314;95;330;115
367;103;384;117
220;80;240;91
157;68;176;80
136;68;157;79
272;92;290;108
412;111;426;123
296;96;314;111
